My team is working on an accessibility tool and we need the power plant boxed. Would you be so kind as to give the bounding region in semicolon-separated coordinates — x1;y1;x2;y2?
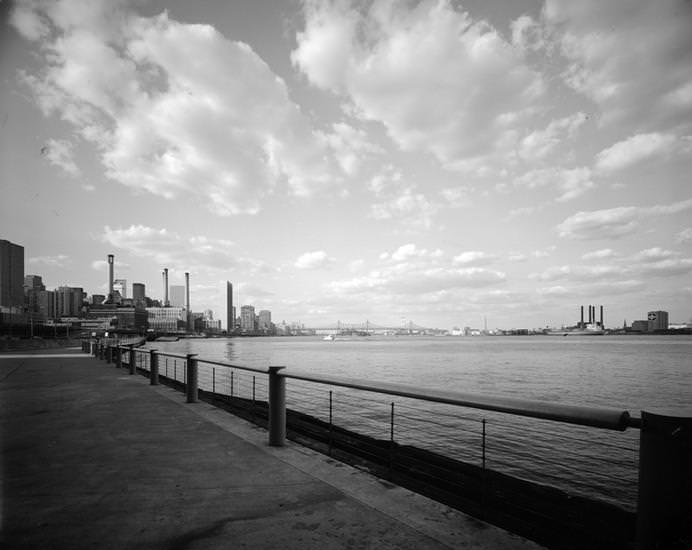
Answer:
579;304;604;328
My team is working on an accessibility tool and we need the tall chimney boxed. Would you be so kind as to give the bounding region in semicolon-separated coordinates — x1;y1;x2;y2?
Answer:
600;305;604;328
185;272;191;331
107;254;114;299
580;305;584;327
163;268;169;307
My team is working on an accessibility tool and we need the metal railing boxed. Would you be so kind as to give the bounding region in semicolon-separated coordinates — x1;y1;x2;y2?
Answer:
84;339;691;550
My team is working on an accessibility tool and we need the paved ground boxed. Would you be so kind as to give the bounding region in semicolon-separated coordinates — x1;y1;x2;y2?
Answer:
0;349;544;549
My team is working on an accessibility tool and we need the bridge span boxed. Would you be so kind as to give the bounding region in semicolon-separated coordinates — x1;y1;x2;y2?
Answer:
303;321;432;335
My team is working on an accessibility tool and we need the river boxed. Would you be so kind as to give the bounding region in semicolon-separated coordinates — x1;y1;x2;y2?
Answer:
143;334;692;509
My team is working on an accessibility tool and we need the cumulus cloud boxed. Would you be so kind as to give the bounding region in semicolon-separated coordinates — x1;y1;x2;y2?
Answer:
557;198;692;239
294;251;335;270
327;243;505;297
543;0;692;130
40;138;81;176
518;112;587;161
452;251;497;266
27;254;70;268
367;168;439;228
581;249;616;261
370;189;438;229
676;228;692;244
101;225;258;273
12;1;340;216
595;133;677;173
532;248;692;290
513;167;594;202
292;0;544;173
320;122;383;175
631;247;679;262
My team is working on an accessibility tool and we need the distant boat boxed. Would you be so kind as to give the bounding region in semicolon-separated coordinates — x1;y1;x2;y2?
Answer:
544;324;605;336
322;334;336;341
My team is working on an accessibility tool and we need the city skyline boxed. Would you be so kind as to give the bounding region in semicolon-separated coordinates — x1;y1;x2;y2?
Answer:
2;0;691;329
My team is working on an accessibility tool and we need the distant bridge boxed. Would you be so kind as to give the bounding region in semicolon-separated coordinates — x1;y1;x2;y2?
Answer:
303;320;432;333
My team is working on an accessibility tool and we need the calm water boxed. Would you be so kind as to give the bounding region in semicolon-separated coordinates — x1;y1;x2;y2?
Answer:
145;334;692;509
149;334;691;413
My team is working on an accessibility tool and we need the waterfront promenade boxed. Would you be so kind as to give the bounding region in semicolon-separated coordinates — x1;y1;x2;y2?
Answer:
0;348;543;550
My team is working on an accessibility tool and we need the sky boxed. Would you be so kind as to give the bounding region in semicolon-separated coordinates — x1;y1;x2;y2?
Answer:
1;0;691;330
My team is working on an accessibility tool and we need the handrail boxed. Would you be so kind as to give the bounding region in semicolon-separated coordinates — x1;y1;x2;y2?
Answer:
197;358;268;375
283;369;633;431
105;342;636;430
121;347;188;361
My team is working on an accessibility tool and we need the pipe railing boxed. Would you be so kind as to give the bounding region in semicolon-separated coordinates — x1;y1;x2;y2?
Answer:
87;340;690;550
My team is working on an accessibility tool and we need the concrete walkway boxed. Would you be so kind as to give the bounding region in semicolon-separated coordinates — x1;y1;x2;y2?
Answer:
0;349;544;550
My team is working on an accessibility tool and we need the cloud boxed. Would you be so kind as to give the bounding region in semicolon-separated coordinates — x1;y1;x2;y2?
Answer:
532;248;692;289
91;259;129;271
452;251;497;266
513;167;594;202
27;254;71;268
320;122;382;175
518;112;587;161
543;0;692;130
101;225;251;273
327;243;505;297
12;1;340;216
370;189;438;229
676;228;692;244
40;138;81;176
530;264;622;282
294;251;335;270
557;198;692;239
367;168;438;228
595;133;677;173
631;247;679;263
581;249;616;261
292;0;544;172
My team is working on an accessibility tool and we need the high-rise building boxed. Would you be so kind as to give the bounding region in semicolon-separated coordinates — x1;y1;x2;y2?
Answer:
258;310;272;331
240;305;255;332
37;289;56;319
113;279;127;299
226;281;233;332
647;310;669;331
56;286;84;318
0;239;24;312
169;285;185;308
24;274;45;314
24;275;45;292
132;283;146;308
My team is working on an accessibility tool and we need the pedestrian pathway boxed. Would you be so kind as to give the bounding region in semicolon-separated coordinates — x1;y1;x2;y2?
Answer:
0;349;544;549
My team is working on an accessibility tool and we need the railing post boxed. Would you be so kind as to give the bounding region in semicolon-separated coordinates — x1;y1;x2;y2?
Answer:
328;390;333;456
635;411;692;550
116;346;122;369
128;344;135;375
149;349;159;386
268;366;286;446
106;344;112;364
92;340;97;357
185;354;198;403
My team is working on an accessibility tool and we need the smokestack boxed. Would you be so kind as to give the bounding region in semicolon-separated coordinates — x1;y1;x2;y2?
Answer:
580;306;584;327
163;268;169;307
600;305;604;328
107;254;114;299
185;272;191;331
